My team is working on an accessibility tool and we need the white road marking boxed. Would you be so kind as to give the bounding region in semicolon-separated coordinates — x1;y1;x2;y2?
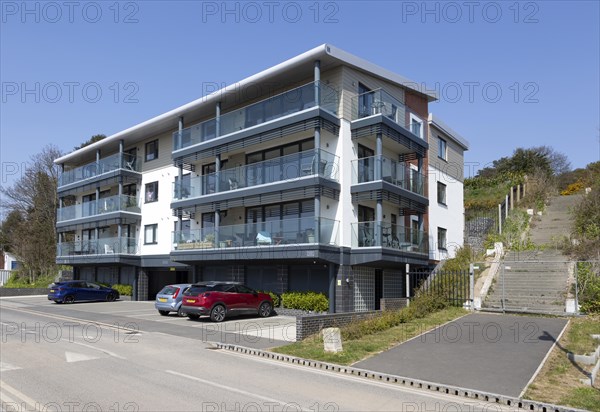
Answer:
65;351;100;363
0;380;38;411
165;370;310;411
0;362;22;372
61;339;126;360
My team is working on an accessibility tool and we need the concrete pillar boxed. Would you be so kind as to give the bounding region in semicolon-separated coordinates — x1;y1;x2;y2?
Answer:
216;102;221;137
214;209;220;245
328;263;336;313
505;195;509;218
405;263;410;298
375;201;383;246
215;154;221;193
510;187;514;210
375;132;382;181
96;149;101;174
314;60;321;105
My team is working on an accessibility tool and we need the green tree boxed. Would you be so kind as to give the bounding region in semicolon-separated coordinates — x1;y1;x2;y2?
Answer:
74;134;106;150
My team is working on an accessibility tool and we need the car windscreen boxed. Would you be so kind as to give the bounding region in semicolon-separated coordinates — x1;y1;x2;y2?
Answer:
184;284;223;296
158;286;178;295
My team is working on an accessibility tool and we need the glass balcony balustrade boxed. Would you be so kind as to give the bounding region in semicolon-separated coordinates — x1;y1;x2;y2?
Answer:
173;81;339;151
172;217;339;251
57;237;138;256
351;88;425;140
351;221;428;254
58;152;140;187
351;155;427;196
57;195;140;222
173;149;339;200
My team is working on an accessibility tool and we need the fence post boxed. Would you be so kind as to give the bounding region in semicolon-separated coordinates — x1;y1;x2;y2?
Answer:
501;264;505;313
498;203;502;235
517;184;521;203
575;262;579;315
469;264;475;311
505;195;509;218
510;187;514;210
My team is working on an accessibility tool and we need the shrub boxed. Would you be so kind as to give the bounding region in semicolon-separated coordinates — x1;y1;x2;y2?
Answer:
561;181;584;196
281;291;328;312
112;284;133;296
577;262;600;314
341;291;448;341
259;290;281;307
4;273;55;289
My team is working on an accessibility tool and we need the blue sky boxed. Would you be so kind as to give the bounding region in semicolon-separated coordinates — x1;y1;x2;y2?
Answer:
1;0;599;193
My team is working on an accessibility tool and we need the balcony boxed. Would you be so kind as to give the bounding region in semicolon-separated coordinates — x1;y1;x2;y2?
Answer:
172;217;339;251
57;237;138;257
351;155;427;196
173;81;339;151
58;152;140;187
173;149;339;200
57;195;140;222
351;221;428;254
351;89;425;139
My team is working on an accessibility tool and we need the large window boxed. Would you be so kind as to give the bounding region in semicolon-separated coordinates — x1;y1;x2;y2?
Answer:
437;227;447;250
145;182;158;203
173;220;191;240
438;137;447;161
437;182;447;205
145;140;158;162
144;224;158;245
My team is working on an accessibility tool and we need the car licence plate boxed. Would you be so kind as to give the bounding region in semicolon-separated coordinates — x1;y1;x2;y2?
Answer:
158;298;167;302
186;299;195;303
50;289;55;293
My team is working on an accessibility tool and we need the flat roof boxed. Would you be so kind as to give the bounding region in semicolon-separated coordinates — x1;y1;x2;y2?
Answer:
428;113;470;150
56;44;438;164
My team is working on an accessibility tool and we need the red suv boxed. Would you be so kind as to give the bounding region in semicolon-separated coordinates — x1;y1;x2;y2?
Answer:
181;282;273;322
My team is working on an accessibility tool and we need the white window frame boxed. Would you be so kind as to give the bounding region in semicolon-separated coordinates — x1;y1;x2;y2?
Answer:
409;113;424;139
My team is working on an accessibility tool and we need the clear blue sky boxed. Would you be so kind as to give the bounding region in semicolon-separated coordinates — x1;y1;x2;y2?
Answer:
1;1;599;192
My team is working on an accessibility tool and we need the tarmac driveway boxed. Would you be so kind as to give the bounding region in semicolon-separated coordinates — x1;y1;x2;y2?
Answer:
353;313;568;397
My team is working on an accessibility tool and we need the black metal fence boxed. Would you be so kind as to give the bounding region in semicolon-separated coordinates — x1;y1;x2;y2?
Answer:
464;209;499;252
409;269;470;307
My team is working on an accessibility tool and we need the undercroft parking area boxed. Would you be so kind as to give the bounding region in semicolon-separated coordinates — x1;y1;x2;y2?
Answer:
0;296;297;349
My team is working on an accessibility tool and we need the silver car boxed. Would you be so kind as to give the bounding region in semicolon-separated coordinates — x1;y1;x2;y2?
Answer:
155;284;192;316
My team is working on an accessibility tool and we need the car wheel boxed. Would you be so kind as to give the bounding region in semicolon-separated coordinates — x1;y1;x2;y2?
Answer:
158;310;170;316
259;301;272;318
210;305;226;322
176;307;186;317
63;295;75;304
106;293;117;302
54;300;62;304
187;314;200;320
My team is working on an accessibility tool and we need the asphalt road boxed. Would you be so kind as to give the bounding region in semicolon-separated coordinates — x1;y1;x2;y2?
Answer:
1;296;511;412
354;313;568;397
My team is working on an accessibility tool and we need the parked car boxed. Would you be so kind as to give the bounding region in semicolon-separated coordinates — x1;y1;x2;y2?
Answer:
181;282;273;322
155;283;192;316
48;281;119;304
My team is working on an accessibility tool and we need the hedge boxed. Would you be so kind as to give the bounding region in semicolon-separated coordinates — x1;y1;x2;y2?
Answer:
111;284;133;296
281;291;329;312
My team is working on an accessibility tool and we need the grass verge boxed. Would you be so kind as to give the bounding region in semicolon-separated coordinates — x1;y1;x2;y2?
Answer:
272;307;466;366
524;315;600;411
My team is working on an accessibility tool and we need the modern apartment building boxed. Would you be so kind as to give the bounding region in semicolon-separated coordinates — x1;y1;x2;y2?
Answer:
427;114;470;261
55;44;466;312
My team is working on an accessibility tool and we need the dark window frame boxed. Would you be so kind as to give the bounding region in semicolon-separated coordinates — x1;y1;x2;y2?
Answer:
437;181;447;205
145;140;159;162
144;224;158;245
145;181;158;203
437;227;447;250
438;137;447;161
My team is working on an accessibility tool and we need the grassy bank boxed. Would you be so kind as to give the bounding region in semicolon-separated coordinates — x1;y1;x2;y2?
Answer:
273;307;466;366
525;316;600;411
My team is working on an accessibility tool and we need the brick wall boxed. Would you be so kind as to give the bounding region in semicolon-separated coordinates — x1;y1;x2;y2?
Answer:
380;298;409;311
296;310;381;340
136;269;148;301
0;288;49;296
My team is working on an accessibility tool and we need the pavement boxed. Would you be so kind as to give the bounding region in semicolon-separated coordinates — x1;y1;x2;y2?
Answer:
353;312;568;397
0;296;511;411
0;295;297;349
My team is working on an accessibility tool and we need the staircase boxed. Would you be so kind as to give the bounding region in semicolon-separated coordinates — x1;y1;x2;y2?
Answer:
483;195;579;314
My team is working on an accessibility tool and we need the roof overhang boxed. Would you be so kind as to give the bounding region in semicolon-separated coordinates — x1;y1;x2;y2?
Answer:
56;44;438;165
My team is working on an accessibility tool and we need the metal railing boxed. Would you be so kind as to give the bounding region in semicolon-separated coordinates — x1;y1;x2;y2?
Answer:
57;195;140;222
57;237;138;256
173;149;339;199
173;81;339;151
59;153;140;187
172;217;339;250
350;88;425;139
351;221;428;254
351;155;427;196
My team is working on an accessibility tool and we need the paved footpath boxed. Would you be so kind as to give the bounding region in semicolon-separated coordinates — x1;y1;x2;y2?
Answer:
354;313;568;397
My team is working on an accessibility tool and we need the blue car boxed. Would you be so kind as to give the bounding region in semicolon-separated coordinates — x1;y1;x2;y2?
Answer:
48;281;120;304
